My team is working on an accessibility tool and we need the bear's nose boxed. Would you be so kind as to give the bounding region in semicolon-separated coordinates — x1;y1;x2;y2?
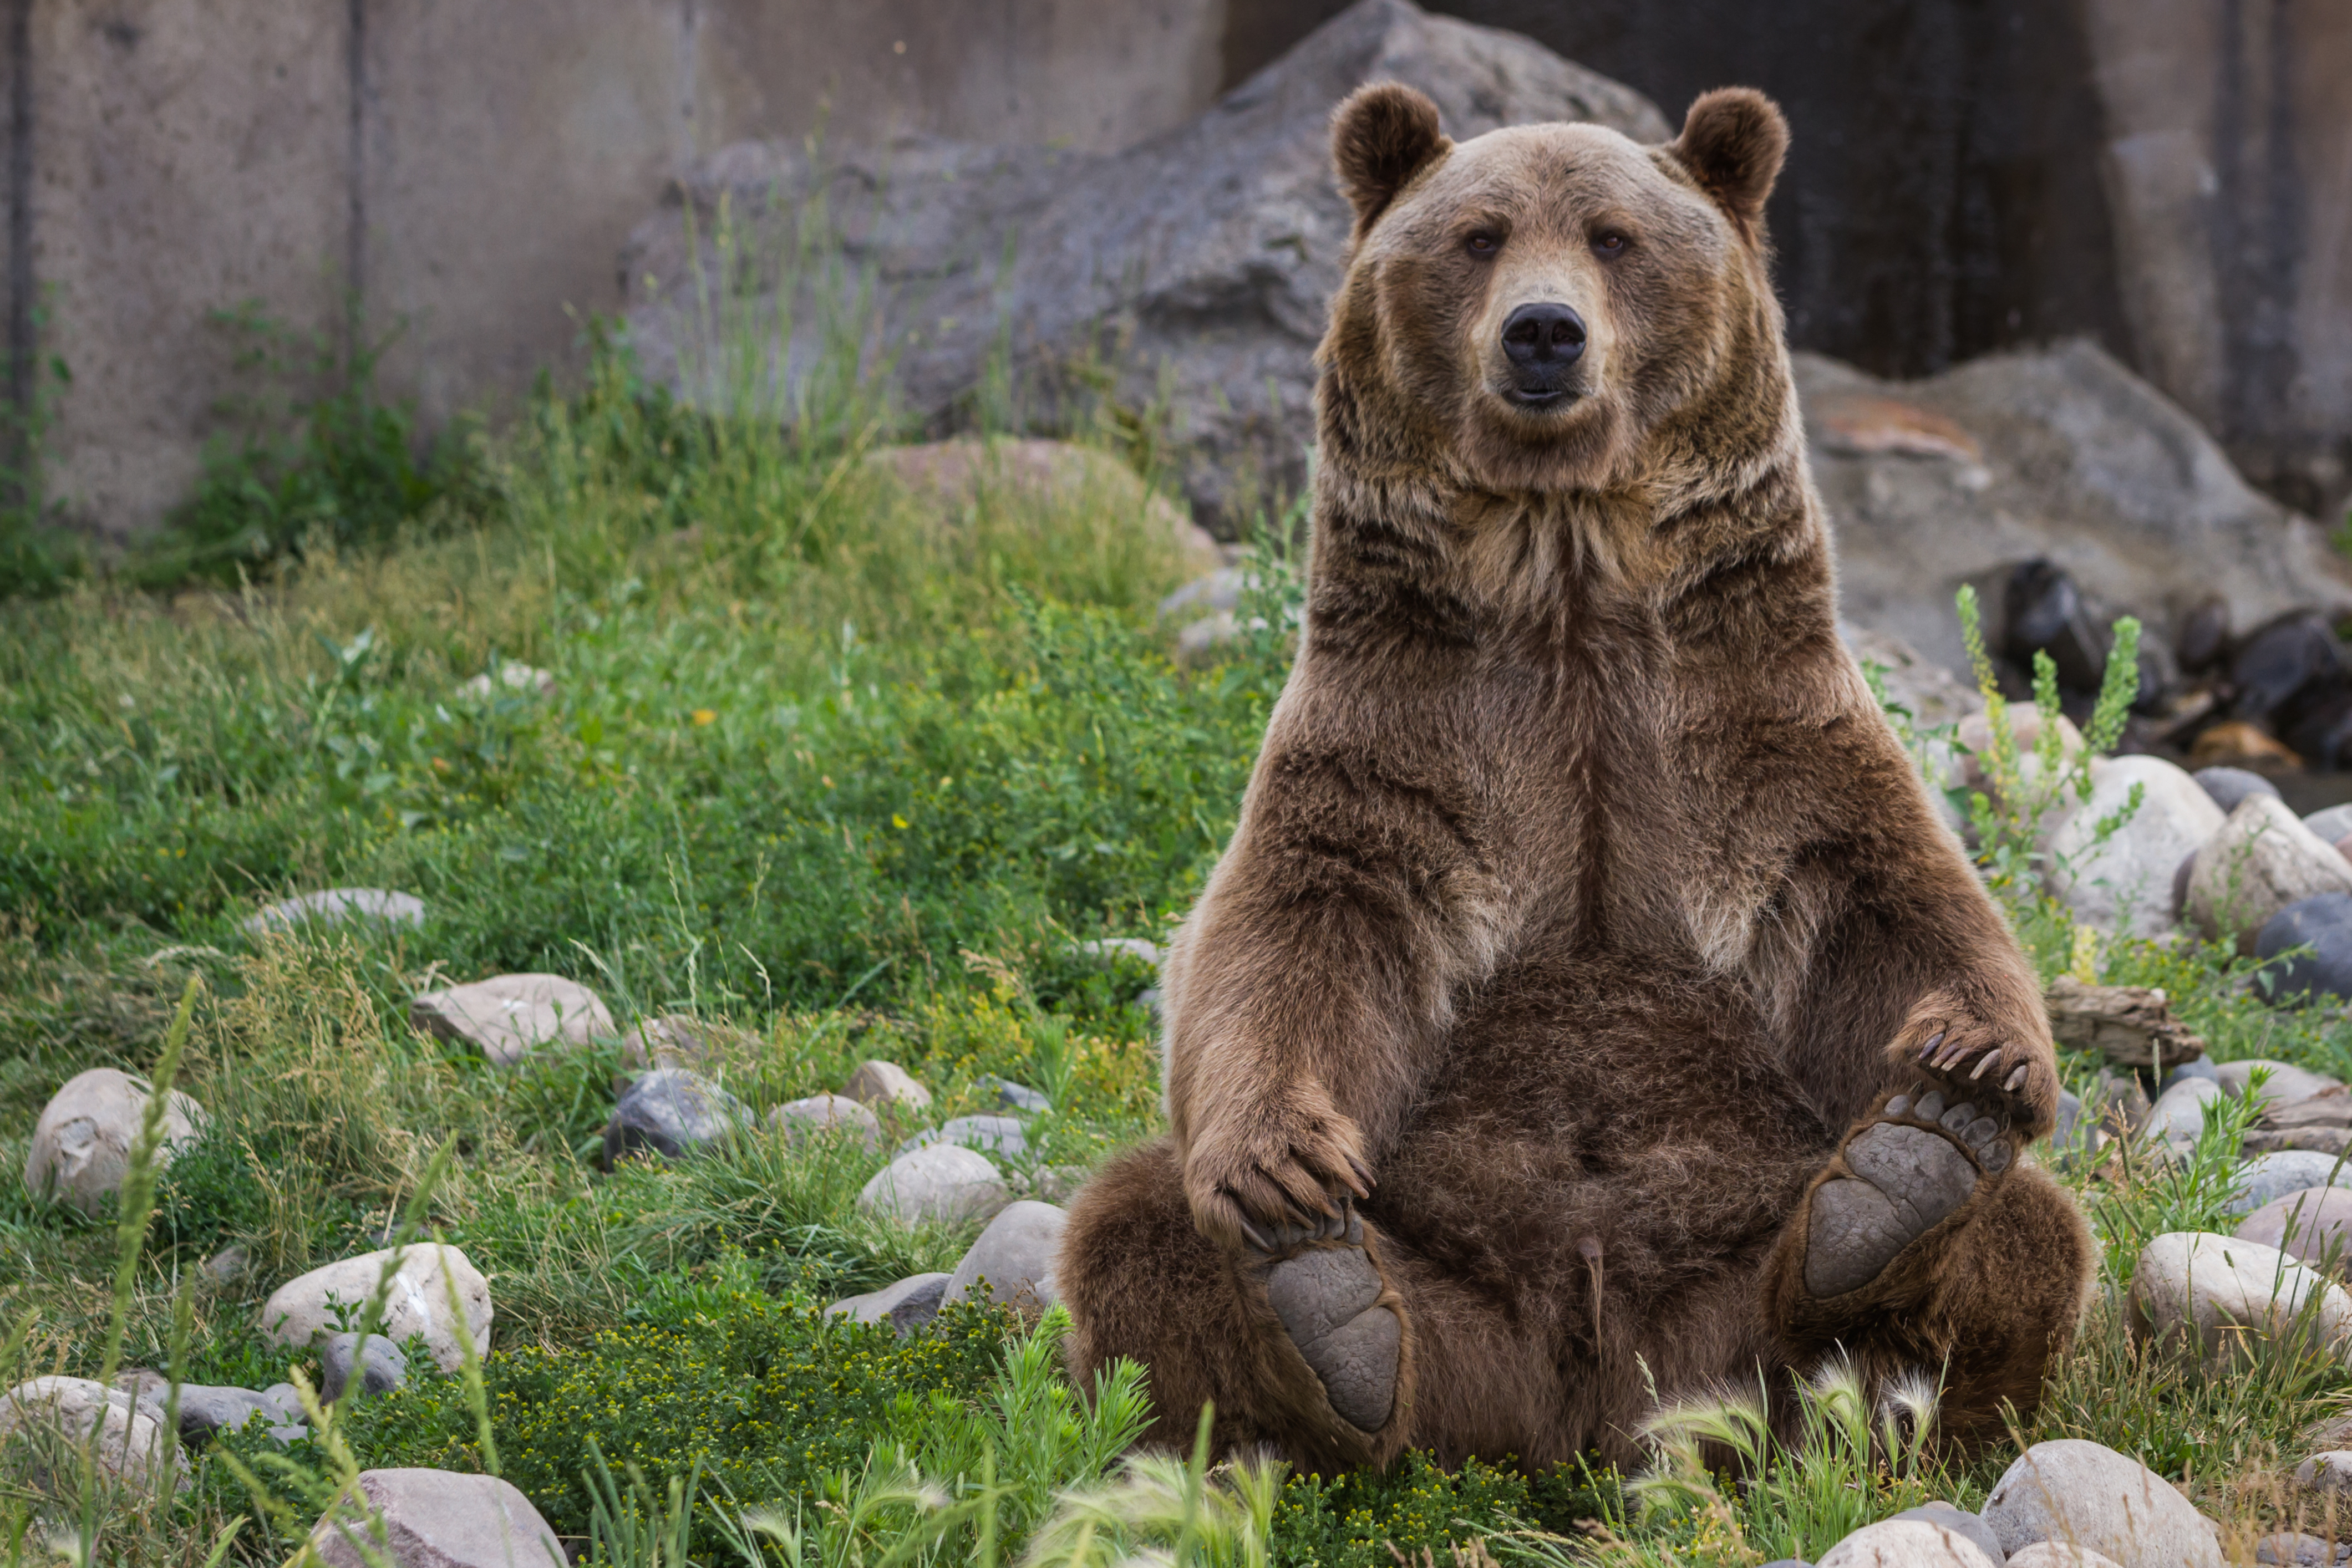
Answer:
1500;303;1586;368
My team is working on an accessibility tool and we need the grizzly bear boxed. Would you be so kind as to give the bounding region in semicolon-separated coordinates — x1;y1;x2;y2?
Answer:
1056;82;2094;1472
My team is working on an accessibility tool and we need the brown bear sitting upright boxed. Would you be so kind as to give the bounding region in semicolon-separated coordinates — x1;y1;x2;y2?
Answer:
1058;82;2094;1470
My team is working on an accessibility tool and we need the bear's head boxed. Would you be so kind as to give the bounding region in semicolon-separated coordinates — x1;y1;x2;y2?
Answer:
1321;82;1792;497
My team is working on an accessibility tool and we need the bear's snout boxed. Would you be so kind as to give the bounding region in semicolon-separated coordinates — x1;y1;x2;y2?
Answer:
1498;302;1586;404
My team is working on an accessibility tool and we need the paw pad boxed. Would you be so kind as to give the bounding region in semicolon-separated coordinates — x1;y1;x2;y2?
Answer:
1248;1205;1400;1433
1804;1096;2004;1298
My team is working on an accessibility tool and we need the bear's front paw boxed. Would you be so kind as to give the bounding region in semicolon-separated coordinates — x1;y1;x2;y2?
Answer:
1803;1086;2010;1299
1182;1091;1372;1255
1896;1010;2056;1137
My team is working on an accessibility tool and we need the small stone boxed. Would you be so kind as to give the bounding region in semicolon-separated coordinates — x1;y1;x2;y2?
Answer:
2127;1231;2352;1367
175;1384;274;1439
769;1093;883;1150
321;1333;408;1403
2218;1059;2345;1107
243;888;425;938
605;1067;745;1164
827;1272;953;1335
945;1200;1068;1310
410;974;614;1066
841;1059;933;1111
2297;1452;2352;1493
2161;1058;2222;1092
457;662;556;700
976;1075;1054;1114
24;1068;205;1215
898;1114;1028;1160
2186;795;2352;951
2048;758;2224;936
2232;1151;2352;1215
1817;1517;1998;1568
2259;894;2352;1004
2237;1188;2352;1271
2254;1533;2338;1566
2006;1547;2124;1568
203;1245;250;1284
261;1245;492;1372
617;1014;709;1072
308;1468;565;1568
857;1144;1010;1225
0;1377;180;1490
1982;1438;2222;1568
2194;766;2286;814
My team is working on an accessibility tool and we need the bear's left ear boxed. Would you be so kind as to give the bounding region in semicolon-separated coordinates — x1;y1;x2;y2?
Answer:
1670;88;1788;240
1332;82;1451;240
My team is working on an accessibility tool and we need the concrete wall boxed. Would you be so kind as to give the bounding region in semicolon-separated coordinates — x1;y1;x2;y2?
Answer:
5;0;1225;537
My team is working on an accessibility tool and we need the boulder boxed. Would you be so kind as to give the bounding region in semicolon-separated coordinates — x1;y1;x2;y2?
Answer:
321;1333;408;1404
0;1376;178;1489
2141;1078;2224;1153
2236;1187;2352;1271
769;1093;883;1150
1881;1503;2006;1565
898;1114;1029;1160
827;1272;953;1335
857;1144;1010;1226
2195;766;2287;816
2258;894;2352;1004
2296;1452;2352;1494
23;1067;205;1215
976;1075;1054;1114
1816;1518;1998;1568
841;1060;932;1112
410;974;613;1066
944;1200;1067;1310
2218;1059;2345;1107
621;0;1669;527
309;1468;565;1568
869;437;1219;570
2127;1231;2352;1366
1981;1439;2221;1568
2047;757;2223;936
244;888;426;936
174;1384;275;1440
2185;795;2352;951
2232;1152;2352;1215
604;1067;746;1163
261;1245;492;1372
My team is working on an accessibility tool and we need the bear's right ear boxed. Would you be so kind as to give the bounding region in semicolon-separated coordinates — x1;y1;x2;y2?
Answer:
1331;83;1450;239
1670;88;1788;241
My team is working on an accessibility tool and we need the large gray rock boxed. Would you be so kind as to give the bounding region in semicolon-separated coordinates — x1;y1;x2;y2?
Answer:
1817;1518;1998;1568
621;0;1669;526
2141;1077;2225;1154
1800;343;2352;687
841;1060;933;1112
769;1093;883;1150
1879;1504;2005;1566
410;974;614;1066
2185;796;2352;952
309;1468;565;1567
0;1376;179;1490
2217;1058;2344;1108
2237;1187;2352;1271
322;1333;409;1404
2127;1230;2352;1366
244;888;426;937
899;1114;1029;1160
174;1384;275;1440
604;1067;746;1163
261;1245;492;1372
2231;1150;2352;1215
857;1144;1010;1225
2048;756;2224;937
827;1272;953;1335
1981;1439;2221;1568
944;1200;1067;1310
24;1068;205;1215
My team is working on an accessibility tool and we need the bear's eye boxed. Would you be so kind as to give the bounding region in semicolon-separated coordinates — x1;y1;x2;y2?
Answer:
1592;230;1629;257
1465;232;1500;258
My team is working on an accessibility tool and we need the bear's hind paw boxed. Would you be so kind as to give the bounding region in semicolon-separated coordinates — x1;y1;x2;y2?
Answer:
1248;1205;1401;1434
1802;1090;2010;1300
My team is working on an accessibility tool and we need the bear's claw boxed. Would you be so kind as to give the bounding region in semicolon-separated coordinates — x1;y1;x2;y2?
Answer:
1802;1087;2011;1299
1246;1202;1400;1433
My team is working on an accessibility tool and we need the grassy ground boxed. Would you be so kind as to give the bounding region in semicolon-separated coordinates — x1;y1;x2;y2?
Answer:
7;332;2352;1565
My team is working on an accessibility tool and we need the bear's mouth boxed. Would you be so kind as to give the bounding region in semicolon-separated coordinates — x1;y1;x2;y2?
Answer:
1501;386;1579;410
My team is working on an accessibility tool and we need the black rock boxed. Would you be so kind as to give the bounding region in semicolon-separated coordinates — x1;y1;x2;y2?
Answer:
2283;679;2352;768
2000;559;2111;693
2178;595;2232;673
2194;765;2283;815
2256;893;2352;1005
321;1332;407;1404
2230;610;2344;721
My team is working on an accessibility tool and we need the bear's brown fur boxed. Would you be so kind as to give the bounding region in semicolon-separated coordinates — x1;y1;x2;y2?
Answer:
1060;82;2093;1472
